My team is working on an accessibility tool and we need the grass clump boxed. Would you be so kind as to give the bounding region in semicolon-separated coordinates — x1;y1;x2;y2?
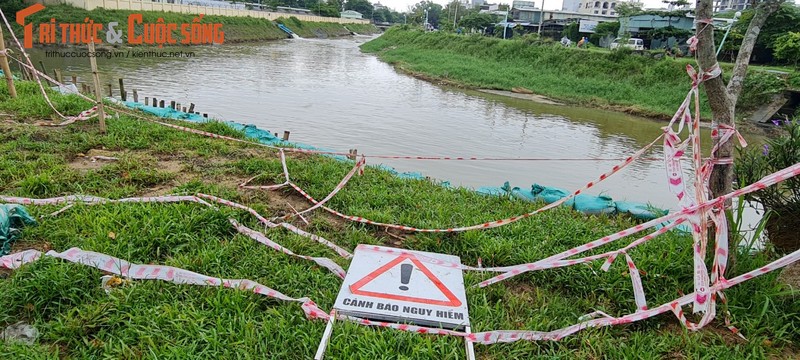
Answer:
361;28;794;120
0;80;797;358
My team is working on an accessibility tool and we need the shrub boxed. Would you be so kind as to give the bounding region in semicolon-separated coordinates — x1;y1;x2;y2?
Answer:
735;122;800;252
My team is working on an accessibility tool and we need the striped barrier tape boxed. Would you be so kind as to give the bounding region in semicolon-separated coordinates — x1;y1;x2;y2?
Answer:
0;247;329;320
274;134;663;233
0;194;348;278
2;161;799;343
476;162;800;287
2;245;795;345
0;14;98;124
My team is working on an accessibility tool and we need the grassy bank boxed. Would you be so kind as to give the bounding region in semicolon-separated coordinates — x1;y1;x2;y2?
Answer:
20;5;378;44
0;80;798;358
361;28;799;120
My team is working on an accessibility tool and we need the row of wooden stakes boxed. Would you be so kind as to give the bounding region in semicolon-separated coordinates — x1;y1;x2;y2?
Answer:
18;61;307;146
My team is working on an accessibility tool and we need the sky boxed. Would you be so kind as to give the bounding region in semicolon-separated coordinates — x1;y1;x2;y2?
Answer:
376;0;673;12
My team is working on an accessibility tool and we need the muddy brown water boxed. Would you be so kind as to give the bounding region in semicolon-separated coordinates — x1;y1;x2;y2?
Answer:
29;36;764;230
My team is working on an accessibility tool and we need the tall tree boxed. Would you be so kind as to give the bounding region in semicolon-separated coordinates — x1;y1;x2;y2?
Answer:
345;0;374;16
694;0;784;265
410;1;443;27
614;1;644;17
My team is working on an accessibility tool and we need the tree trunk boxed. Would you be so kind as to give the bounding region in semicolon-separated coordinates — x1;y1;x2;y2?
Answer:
695;0;784;274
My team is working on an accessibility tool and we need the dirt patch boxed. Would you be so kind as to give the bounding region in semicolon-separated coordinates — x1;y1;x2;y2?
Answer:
67;149;122;173
157;160;184;174
659;321;747;347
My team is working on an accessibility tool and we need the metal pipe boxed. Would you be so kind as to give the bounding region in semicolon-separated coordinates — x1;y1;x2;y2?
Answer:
716;11;741;58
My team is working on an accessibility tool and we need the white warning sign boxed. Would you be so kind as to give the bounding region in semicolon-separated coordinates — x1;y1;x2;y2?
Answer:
333;245;470;329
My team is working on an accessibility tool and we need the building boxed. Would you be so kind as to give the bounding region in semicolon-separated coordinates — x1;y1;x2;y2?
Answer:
373;2;387;11
471;0;485;8
509;8;617;28
562;0;581;12
512;0;537;8
576;0;620;16
714;0;748;11
340;10;363;19
511;1;540;22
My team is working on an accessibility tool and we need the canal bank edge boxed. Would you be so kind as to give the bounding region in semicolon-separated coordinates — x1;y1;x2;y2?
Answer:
14;5;379;45
360;28;799;123
4;81;798;359
114;98;681;227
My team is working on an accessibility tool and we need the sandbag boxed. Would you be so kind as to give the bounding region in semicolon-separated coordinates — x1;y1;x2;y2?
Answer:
0;204;37;255
531;183;573;206
572;194;615;215
615;201;665;220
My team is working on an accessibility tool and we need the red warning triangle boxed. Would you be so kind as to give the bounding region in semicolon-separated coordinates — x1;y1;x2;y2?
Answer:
349;253;462;307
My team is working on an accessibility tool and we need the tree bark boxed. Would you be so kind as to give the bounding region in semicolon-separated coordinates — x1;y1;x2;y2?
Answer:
695;0;783;273
695;0;784;201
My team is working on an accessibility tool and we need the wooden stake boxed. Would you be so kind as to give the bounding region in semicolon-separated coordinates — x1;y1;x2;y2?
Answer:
71;74;77;84
107;83;113;97
0;24;17;98
145;96;149;106
159;100;165;108
132;89;138;102
182;107;187;112
118;78;126;101
282;131;290;141
170;100;176;110
87;39;106;134
153;97;158;106
188;103;195;113
38;60;48;81
203;113;208;118
176;102;181;111
54;68;63;83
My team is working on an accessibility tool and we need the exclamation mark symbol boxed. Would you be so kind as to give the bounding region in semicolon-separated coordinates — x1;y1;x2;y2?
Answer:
399;264;412;291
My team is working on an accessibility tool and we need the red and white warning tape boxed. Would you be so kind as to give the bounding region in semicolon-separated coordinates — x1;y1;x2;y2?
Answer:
0;247;329;320
0;194;348;277
2;245;794;345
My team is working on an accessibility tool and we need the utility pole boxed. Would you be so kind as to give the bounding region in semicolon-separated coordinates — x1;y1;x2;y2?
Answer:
503;9;509;39
453;1;459;28
538;0;545;35
424;8;429;30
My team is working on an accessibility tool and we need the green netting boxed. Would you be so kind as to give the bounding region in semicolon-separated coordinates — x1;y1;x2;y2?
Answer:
0;204;37;255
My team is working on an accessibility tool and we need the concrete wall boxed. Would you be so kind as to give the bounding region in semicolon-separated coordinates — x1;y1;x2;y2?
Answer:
49;0;371;24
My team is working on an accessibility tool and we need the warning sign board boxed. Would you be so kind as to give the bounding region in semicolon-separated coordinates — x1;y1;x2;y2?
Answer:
333;245;470;329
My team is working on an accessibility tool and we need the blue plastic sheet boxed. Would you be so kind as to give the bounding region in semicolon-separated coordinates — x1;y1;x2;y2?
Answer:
0;204;37;255
118;100;680;228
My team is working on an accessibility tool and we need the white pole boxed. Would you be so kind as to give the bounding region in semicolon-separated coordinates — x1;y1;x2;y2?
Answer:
314;310;337;360
424;9;429;30
503;9;508;39
716;11;741;58
464;325;476;360
538;0;545;35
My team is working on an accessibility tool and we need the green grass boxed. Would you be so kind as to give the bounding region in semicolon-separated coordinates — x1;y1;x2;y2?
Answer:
361;29;798;120
0;80;797;358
